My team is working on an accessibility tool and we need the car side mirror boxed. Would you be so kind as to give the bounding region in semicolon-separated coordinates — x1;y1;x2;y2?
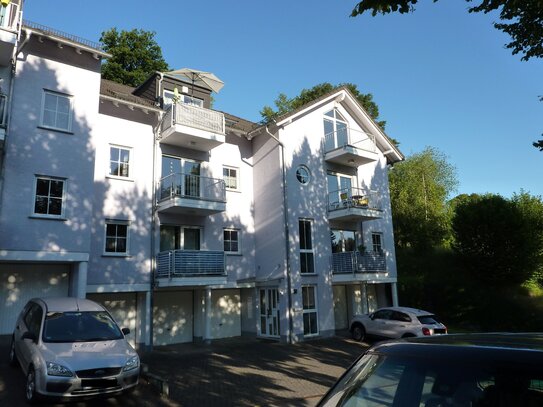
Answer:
22;331;37;342
121;327;130;336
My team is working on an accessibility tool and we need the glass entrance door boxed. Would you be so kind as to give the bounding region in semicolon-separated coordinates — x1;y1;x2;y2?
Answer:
259;288;280;338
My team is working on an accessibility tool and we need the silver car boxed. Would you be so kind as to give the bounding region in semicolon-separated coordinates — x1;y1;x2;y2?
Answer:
8;297;140;403
350;306;447;341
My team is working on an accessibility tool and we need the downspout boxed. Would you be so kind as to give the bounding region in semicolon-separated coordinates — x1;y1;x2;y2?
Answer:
264;126;294;344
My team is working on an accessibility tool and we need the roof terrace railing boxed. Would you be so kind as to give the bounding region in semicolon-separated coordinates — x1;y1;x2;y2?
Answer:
23;20;104;51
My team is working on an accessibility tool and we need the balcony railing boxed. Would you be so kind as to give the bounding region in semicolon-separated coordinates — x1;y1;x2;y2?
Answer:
156;250;226;278
328;187;382;212
161;102;225;136
158;172;226;203
332;251;386;274
1;2;20;32
324;126;377;154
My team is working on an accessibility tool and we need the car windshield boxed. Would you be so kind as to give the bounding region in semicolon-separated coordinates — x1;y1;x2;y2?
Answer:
417;315;440;325
42;311;123;343
319;353;543;407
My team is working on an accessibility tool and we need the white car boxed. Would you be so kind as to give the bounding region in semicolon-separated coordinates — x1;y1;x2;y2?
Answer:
350;306;447;341
9;297;140;403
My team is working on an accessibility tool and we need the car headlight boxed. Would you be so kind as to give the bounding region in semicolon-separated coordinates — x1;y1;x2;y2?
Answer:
123;356;139;372
46;362;73;377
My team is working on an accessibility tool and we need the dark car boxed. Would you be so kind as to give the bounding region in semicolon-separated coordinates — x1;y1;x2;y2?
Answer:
318;333;543;407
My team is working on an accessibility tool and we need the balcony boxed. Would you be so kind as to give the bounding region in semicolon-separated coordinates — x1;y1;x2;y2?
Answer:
0;1;20;66
332;251;386;275
328;187;382;222
155;250;227;287
159;102;225;152
324;127;378;167
157;172;226;216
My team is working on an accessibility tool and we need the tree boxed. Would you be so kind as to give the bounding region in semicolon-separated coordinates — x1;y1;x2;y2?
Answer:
100;28;169;87
389;147;458;250
451;192;543;284
260;82;387;130
351;1;543;61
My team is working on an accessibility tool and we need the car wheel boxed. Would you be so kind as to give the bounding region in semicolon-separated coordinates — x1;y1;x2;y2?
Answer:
8;336;18;367
352;323;366;342
25;366;40;404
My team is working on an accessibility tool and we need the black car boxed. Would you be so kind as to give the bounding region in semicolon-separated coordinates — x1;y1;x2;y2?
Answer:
318;333;543;407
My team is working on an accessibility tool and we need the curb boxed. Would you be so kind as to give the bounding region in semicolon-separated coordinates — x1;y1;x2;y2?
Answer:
141;363;169;397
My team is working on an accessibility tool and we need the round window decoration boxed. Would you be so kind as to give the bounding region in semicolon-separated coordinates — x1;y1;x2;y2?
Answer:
296;165;311;185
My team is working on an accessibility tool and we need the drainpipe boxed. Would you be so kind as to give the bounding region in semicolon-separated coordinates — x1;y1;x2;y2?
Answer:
264;126;294;344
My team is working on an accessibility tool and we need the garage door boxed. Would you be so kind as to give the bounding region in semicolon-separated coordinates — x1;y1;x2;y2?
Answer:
0;264;70;335
211;289;241;339
153;291;193;345
87;293;137;348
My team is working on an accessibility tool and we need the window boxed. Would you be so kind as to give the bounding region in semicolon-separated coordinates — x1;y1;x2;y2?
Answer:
296;165;311;185
163;90;204;109
24;303;43;338
161;155;201;199
372;232;383;253
41;90;73;132
223;166;239;190
34;176;65;217
331;230;356;253
160;225;201;251
302;286;318;336
109;146;131;178
299;219;315;274
105;220;129;254
323;108;349;151
224;228;240;254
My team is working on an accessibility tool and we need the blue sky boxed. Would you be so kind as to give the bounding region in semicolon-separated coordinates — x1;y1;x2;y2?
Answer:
25;0;542;198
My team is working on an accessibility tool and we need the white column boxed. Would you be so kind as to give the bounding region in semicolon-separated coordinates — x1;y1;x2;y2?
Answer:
204;287;212;344
391;282;399;306
72;261;88;298
137;291;152;349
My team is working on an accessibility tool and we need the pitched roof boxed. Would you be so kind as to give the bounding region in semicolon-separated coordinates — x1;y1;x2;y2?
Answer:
100;79;157;108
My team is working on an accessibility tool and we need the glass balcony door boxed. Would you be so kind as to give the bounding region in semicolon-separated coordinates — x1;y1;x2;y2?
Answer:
161;155;200;198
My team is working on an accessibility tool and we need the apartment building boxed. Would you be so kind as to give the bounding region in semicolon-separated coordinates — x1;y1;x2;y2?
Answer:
0;5;403;349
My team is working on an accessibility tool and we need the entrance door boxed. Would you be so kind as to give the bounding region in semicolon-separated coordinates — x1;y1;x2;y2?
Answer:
259;288;280;338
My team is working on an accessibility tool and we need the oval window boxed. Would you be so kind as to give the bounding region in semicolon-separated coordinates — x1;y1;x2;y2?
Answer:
296;166;311;185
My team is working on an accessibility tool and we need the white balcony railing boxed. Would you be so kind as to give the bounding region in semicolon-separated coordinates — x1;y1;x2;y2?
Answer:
0;2;20;32
328;187;382;212
158;172;226;204
161;102;225;136
156;250;226;278
331;251;386;274
324;126;377;154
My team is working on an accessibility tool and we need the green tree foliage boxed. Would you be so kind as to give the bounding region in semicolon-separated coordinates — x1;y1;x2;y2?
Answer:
260;82;387;130
389;147;458;250
451;192;543;285
100;28;169;87
351;1;543;61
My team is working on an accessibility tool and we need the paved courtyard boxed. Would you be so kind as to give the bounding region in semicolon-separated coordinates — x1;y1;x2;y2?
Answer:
141;334;369;407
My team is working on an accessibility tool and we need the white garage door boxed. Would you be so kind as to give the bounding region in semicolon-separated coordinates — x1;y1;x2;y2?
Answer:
211;289;241;339
153;291;193;345
0;264;70;335
87;293;137;348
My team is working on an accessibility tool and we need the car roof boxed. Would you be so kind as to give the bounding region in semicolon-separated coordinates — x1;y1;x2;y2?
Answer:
378;306;434;316
368;333;543;364
32;297;106;313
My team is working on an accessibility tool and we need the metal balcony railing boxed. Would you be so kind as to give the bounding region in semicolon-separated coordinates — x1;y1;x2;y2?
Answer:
323;126;377;154
156;250;226;278
161;102;225;136
328;187;382;212
158;172;226;203
23;20;103;50
331;251;386;274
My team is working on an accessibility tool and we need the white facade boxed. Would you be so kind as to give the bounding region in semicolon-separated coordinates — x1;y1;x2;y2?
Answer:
0;13;402;347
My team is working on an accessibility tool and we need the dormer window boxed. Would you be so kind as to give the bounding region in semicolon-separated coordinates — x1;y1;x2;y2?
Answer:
163;90;204;109
323;109;349;151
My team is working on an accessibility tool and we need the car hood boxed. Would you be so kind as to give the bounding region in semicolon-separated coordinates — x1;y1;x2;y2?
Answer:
39;340;137;370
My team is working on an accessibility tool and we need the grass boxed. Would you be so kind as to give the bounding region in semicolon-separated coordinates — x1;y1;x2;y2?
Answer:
396;247;543;333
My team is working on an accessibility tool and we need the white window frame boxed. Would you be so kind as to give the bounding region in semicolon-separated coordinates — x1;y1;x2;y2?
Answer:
223;165;239;191
40;90;74;132
32;175;66;219
163;89;204;109
223;228;241;255
108;144;132;180
299;218;315;274
372;232;384;253
103;219;130;256
302;285;319;337
324;108;349;149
